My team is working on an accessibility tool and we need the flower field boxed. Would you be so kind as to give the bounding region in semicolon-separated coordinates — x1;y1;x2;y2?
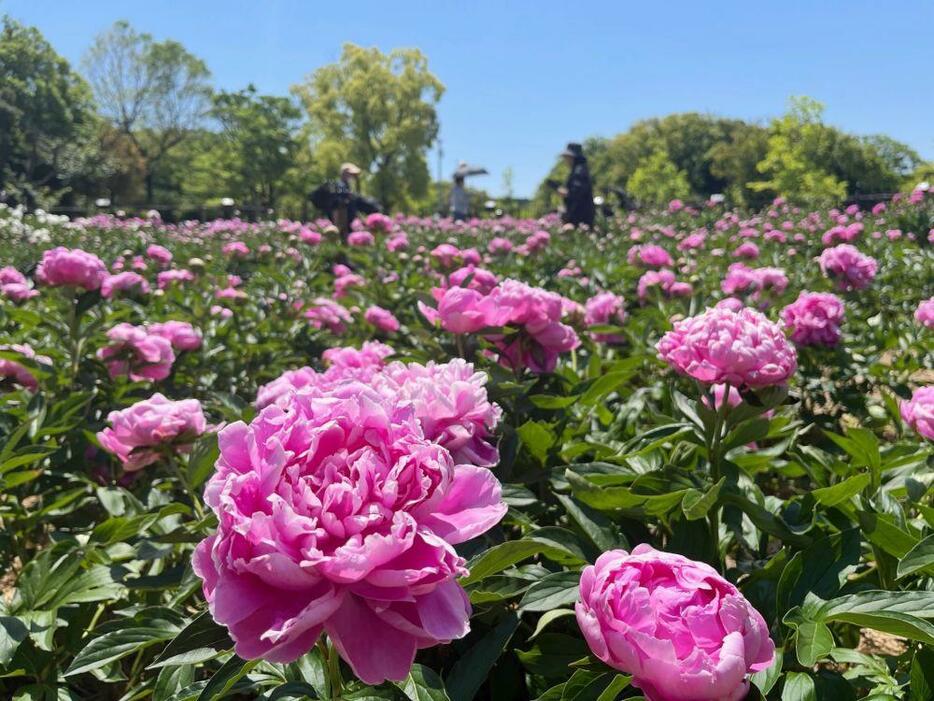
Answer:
0;195;933;701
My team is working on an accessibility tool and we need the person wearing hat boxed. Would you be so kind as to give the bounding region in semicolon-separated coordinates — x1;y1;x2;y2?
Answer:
333;163;361;238
450;173;469;221
558;143;595;227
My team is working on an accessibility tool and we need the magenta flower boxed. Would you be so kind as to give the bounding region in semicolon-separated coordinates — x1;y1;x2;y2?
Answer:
781;292;845;347
0;344;49;391
222;241;250;257
157;269;196;289
0;267;38;301
97;393;207;471
656;306;797;388
149;321;203;351
902;387;934;440
448;266;498;294
97;323;176;382
637;269;687;300
488;237;513;255
584;292;627;343
365;212;393;233
146;244;173;267
36;247;107;291
419;286;490;334
365;305;400;332
101;272;150;299
348;231;375;247
628;244;673;269
193;380;506;684
431;243;461;268
818;244;877;291
304;298;353;334
323;341;394;371
576;545;775;701
732;241;760;260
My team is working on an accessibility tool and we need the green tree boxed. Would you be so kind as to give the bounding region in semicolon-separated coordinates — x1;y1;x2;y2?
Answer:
751;96;847;205
0;16;96;207
292;43;444;211
191;85;302;212
83;21;212;204
626;145;693;206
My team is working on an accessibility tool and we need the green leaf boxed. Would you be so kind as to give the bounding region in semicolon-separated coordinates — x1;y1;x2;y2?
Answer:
910;647;934;701
149;611;233;669
682;478;725;520
817;591;934;644
518;572;581;613
197;655;258;701
580;370;634;406
518;421;556;465
795;621;834;666
811;473;870;506
396;664;450;701
530;395;579;409
529;610;576;641
445;614;519;701
65;626;174;676
187;433;220;488
750;650;783;695
560;670;609;701
723;417;770;451
782;672;816;701
556;494;625;552
898;534;934;579
0;616;28;666
776;529;860;616
596;675;631;701
858;511;918;559
462;530;586;586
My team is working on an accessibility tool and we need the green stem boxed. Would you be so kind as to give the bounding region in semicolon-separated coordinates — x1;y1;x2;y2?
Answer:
320;638;343;700
66;294;81;380
705;387;731;567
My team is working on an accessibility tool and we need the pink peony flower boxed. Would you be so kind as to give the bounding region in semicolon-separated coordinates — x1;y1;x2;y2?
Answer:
419;287;490;334
333;273;365;299
157;269;196;289
36;247;107;290
146;244;173;266
386;232;409;251
0;344;49;391
101;272;150;299
637;269;685;300
1;281;39;302
348;231;375;247
488;237;513;255
656;306;797;388
584;292;627;343
323;341;394;371
365;305;400;332
915;298;934;329
818;244;877;291
0;266;25;285
365;212;393;233
149;320;203;351
192;379;506;684
576;545;775;701
902;387;934;440
732;241;760;259
448;266;498;295
222;241;250;257
97;393;207;471
97;323;176;382
305;298;353;334
431;243;461;268
628;244;673;269
781;292;845;347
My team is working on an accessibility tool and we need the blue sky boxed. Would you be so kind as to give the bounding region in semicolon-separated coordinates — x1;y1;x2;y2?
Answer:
5;0;933;197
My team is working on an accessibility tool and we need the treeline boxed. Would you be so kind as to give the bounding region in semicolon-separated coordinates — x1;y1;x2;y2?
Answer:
534;98;932;213
0;17;447;218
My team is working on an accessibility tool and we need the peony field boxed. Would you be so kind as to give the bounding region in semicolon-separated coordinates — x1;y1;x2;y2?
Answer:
0;194;930;700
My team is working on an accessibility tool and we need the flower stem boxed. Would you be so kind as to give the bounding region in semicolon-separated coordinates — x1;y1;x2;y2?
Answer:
323;638;343;700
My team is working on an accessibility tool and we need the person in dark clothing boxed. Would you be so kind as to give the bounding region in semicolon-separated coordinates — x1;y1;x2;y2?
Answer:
558;142;595;227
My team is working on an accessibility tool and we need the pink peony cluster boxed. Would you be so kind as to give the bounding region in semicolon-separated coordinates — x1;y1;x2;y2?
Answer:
656;306;797;388
721;264;787;300
304;298;353;334
576;545;775;701
0;344;49;391
732;241;760;259
101;272;150;299
901;387;934;441
364;305;400;332
628;244;674;269
0;266;39;302
149;320;203;351
193;366;505;684
781;291;845;347
365;212;394;233
146;244;173;266
97;393;207;471
637;269;692;301
584;292;628;343
347;231;375;247
448;266;498;294
916;298;934;329
222;241;250;257
157;269;196;289
818;244;877;291
36;247;108;291
97;323;176;382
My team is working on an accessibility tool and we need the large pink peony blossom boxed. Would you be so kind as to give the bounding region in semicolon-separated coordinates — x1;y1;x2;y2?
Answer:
478;279;580;373
656;306;797;388
577;545;774;701
902;387;934;440
149;320;203;351
364;305;401;333
916;298;934;329
818;244;877;291
781;291;845;347
584;292;627;343
97;323;176;382
419;286;490;334
323;341;394;371
36;247;108;290
193;379;506;684
97;393;207;471
628;244;674;269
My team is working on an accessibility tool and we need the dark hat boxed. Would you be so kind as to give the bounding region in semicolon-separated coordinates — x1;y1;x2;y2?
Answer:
560;142;584;158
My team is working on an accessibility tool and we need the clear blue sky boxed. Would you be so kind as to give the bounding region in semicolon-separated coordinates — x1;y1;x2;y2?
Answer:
5;0;933;197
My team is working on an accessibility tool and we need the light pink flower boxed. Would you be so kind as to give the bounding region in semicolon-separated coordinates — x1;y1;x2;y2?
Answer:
365;305;400;332
781;292;845;347
915;298;934;329
365;212;393;233
419;287;490;334
348;231;375;247
0;344;49;391
222;241;250;257
732;241;760;259
149;320;203;351
193;379;506;684
656;306;797;388
584;292;627;343
448;266;498;294
902;387;934;440
97;393;207;471
36;247;107;290
577;545;774;701
305;298;353;334
101;272;150;299
628;244;673;269
97;323;176;382
146;244;173;267
157;269;196;289
488;238;513;255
